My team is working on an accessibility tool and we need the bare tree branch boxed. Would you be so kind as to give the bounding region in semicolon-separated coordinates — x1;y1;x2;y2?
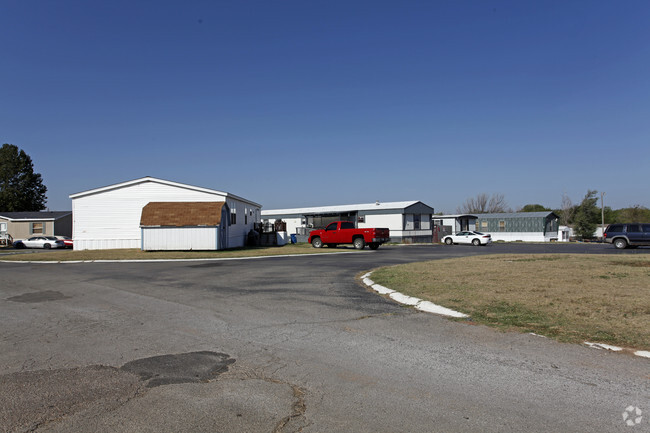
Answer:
457;193;510;214
487;193;509;213
560;193;574;226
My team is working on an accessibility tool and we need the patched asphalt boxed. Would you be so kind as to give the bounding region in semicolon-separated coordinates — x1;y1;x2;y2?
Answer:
0;352;236;432
120;351;235;388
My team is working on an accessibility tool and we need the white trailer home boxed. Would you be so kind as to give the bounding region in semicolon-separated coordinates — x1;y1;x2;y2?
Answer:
262;201;435;243
70;177;261;250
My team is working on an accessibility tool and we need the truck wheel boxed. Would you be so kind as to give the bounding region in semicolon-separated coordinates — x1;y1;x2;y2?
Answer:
613;238;628;249
353;237;366;250
311;237;323;248
369;243;379;250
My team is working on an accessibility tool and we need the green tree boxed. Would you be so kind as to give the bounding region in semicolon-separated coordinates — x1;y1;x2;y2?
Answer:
0;144;47;211
573;190;600;239
603;206;617;224
518;204;550;212
615;205;650;223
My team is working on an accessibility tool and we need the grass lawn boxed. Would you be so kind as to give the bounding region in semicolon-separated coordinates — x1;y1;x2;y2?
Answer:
371;254;650;351
0;243;351;261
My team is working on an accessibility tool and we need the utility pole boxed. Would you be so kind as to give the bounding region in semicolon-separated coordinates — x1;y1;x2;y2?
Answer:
601;192;605;240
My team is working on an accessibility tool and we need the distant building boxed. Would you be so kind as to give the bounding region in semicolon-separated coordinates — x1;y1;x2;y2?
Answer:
475;212;560;242
432;214;478;236
0;211;72;245
433;212;560;242
262;201;435;243
558;225;571;242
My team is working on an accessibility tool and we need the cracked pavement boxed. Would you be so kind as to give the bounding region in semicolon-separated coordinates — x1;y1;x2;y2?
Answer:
1;244;649;432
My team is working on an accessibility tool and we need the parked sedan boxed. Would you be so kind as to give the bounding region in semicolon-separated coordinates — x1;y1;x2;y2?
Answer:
442;231;492;246
55;236;74;248
13;236;66;249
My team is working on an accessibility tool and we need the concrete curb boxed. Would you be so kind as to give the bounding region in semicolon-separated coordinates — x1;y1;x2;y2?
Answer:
360;272;469;318
584;342;650;359
362;272;649;360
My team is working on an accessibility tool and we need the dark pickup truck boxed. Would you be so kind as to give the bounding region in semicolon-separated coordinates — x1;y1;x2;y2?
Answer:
308;221;390;250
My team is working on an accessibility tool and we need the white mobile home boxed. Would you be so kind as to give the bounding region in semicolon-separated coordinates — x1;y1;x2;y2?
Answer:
70;177;261;250
262;201;435;243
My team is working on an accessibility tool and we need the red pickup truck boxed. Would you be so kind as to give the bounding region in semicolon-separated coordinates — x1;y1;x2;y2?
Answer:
308;221;390;250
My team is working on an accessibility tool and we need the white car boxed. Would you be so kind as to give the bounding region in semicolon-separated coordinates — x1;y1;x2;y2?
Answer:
442;231;492;246
13;236;66;249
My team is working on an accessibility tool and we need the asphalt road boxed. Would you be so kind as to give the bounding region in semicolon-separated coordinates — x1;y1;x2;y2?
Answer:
1;243;649;433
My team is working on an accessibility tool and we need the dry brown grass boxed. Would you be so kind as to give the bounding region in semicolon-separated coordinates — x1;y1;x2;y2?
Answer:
371;254;650;350
0;243;351;261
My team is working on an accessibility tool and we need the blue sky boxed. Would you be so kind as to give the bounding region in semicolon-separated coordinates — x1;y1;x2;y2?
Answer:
2;1;649;213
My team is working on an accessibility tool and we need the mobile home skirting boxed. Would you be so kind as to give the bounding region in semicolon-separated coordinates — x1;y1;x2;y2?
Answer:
485;232;558;243
141;226;221;251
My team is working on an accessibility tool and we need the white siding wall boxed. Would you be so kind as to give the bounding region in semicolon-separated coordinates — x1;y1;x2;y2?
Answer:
486;232;547;242
73;181;259;250
226;199;259;248
360;214;403;239
400;230;432;238
436;217;457;231
283;217;303;235
359;214;401;230
260;216;304;235
363;213;433;241
142;227;217;250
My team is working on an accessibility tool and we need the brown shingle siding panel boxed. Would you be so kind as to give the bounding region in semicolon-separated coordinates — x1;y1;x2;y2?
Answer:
140;202;225;227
